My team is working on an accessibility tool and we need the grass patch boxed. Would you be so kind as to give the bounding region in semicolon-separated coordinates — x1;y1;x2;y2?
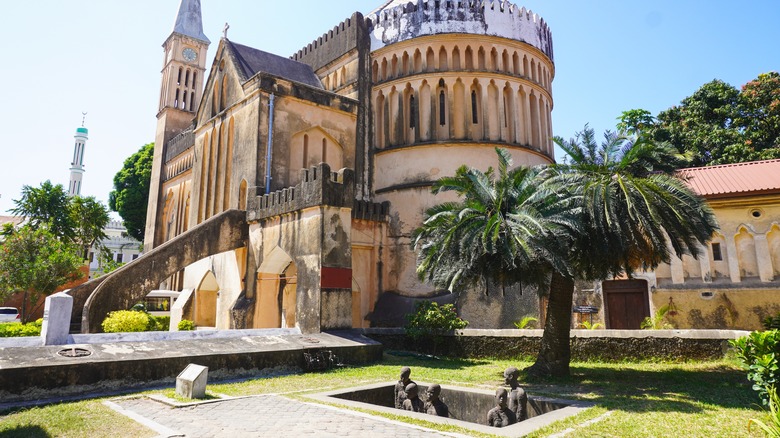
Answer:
0;354;767;437
0;398;155;438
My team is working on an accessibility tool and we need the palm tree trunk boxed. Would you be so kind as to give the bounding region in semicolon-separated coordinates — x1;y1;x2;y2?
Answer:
525;271;575;377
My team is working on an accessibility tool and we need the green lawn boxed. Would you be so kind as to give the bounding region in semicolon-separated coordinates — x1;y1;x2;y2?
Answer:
0;353;767;437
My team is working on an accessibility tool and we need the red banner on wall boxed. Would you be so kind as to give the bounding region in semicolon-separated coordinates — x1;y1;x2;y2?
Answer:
321;267;352;289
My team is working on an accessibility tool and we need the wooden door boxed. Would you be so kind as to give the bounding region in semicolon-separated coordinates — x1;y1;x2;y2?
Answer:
603;279;650;329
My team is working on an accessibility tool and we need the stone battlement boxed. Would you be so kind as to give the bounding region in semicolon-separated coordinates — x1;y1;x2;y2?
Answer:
247;163;356;221
368;0;553;61
291;13;364;71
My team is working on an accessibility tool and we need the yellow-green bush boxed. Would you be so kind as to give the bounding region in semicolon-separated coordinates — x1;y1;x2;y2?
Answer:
0;319;42;337
178;319;195;331
102;310;152;333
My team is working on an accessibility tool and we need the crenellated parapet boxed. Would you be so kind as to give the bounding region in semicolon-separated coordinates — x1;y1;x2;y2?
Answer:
290;12;365;72
368;0;553;62
247;163;356;221
353;199;390;221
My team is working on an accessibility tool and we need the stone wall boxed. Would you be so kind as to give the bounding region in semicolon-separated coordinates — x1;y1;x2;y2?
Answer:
363;328;747;361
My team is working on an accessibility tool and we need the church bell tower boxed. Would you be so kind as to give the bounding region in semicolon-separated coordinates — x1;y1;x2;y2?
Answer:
145;0;210;249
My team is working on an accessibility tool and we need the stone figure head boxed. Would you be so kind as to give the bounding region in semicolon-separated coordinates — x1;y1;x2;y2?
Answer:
426;384;441;402
405;382;419;399
495;387;508;408
400;366;412;383
503;367;519;387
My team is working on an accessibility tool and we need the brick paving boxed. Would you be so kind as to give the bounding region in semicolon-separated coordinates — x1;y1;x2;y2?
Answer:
115;395;456;438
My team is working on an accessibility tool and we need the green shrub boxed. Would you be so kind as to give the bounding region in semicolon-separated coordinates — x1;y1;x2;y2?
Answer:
749;385;780;437
178;319;195;331
731;330;780;405
0;321;42;337
102;310;152;333
513;316;538;329
405;301;468;340
151;316;171;331
763;314;780;331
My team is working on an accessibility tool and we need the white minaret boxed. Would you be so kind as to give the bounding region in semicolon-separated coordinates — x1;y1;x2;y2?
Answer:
68;113;89;196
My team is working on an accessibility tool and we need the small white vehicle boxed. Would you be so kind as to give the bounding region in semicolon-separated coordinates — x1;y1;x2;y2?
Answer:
0;307;20;323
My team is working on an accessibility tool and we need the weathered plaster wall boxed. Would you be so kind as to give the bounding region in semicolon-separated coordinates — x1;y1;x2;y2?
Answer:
652;287;780;331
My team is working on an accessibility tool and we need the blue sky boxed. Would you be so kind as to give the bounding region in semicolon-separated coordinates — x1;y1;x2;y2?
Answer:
0;0;777;215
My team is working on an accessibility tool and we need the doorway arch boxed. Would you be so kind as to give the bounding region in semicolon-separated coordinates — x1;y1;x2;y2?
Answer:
194;271;219;327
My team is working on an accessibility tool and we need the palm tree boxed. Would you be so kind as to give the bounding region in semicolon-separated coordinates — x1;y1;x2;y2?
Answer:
413;148;575;297
525;126;718;377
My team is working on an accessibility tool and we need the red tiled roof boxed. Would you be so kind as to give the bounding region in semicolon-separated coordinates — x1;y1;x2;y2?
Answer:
678;159;780;198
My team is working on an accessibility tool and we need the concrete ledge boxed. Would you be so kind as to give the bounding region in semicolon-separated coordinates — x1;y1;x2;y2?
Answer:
362;328;748;361
0;330;382;404
0;328;302;349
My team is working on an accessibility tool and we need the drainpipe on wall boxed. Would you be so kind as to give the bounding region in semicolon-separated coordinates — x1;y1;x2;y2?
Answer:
265;93;275;194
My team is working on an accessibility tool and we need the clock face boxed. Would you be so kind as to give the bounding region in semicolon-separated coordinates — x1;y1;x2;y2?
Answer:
182;47;197;62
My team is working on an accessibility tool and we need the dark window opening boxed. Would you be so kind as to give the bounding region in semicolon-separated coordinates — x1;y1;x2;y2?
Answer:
409;95;417;129
439;91;446;126
471;91;478;124
712;243;722;261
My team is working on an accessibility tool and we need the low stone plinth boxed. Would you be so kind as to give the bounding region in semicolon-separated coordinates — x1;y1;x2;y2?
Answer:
0;330;381;405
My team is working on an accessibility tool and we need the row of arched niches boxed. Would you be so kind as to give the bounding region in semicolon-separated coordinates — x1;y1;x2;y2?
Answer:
371;36;554;157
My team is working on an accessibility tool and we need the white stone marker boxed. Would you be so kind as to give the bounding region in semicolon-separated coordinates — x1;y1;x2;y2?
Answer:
176;363;209;399
41;292;73;346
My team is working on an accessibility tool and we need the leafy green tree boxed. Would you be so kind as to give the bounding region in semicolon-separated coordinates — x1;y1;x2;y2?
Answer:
617;109;656;136
70;196;109;260
0;225;83;322
738;71;780;157
10;181;74;241
651;73;780;167
109;143;153;241
525;127;718;376
656;79;742;166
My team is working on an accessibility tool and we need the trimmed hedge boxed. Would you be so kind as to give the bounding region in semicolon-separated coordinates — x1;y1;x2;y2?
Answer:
0;319;43;337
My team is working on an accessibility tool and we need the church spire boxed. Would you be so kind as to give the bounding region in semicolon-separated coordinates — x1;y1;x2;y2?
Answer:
172;0;210;44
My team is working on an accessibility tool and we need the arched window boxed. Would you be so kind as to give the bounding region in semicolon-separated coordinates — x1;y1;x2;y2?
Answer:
182;90;187;109
439;90;446;126
438;46;448;71
471;90;478;124
177;67;182;85
409;95;417;129
426;48;435;72
190;92;195;111
174;89;180;109
192;72;197;89
220;76;228;111
185;70;190;87
465;46;474;70
322;138;327;162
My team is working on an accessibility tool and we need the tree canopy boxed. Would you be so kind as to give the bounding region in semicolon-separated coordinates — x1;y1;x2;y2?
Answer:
414;128;718;377
638;72;780;167
10;180;74;241
0;225;83;322
10;181;109;260
109;142;153;241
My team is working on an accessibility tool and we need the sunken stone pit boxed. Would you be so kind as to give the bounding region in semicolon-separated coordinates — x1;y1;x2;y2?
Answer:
306;381;593;437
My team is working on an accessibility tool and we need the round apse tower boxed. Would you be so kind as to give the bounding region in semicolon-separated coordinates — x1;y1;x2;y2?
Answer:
368;0;555;294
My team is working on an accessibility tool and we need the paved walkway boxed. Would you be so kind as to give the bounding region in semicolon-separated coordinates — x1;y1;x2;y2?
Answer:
112;395;460;438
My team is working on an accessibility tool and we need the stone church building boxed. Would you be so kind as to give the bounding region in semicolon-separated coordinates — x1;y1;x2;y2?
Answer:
140;0;556;332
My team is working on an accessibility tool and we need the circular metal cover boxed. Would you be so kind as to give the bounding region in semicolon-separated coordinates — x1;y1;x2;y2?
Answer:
57;347;92;358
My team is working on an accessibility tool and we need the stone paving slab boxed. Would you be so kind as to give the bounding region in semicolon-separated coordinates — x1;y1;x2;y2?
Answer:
114;395;459;438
